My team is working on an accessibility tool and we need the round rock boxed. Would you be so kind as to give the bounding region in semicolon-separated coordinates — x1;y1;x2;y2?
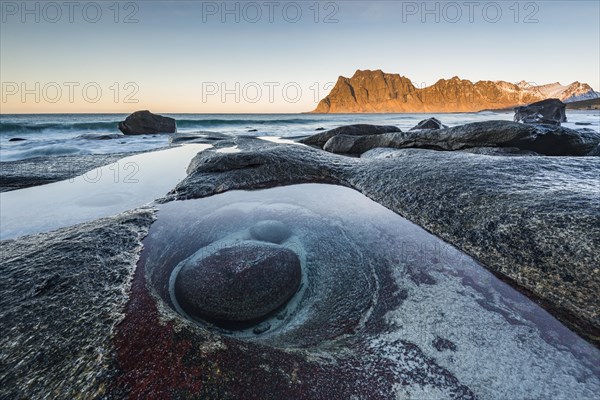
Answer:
249;220;292;244
174;242;301;324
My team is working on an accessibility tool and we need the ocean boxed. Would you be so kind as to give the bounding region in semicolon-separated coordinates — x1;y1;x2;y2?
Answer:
1;111;599;162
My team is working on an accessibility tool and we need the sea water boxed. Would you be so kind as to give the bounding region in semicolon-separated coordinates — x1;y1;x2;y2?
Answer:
2;111;599;162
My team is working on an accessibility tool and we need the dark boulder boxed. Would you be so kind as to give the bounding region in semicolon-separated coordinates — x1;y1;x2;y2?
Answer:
409;117;448;131
299;124;401;148
322;120;599;156
587;143;600;156
174;242;301;324
118;110;176;135
8;137;26;142
514;98;567;126
315;127;325;131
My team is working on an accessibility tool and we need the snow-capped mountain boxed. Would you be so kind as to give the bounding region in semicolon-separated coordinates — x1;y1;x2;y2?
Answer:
313;70;599;113
515;81;598;103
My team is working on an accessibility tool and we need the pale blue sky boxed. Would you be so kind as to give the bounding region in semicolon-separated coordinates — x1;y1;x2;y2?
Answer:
1;1;598;113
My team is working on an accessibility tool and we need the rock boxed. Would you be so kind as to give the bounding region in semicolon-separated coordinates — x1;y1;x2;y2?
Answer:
459;147;540;156
315;127;325;131
249;220;292;244
169;131;229;145
252;322;271;334
118;110;176;135
514;98;567;126
575;122;592;126
168;139;600;345
322;120;600;156
0;153;132;192
3;138;600;398
409;117;447;130
8;137;26;142
248;129;258;132
587;143;600;156
299;124;401;148
432;337;457;352
174;242;302;324
0;209;155;398
76;133;124;140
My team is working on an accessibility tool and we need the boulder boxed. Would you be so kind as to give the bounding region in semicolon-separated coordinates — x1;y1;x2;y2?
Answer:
8;137;26;142
587;143;600;156
299;124;401;148
322;120;599;156
409;117;448;130
174;242;301;324
118;110;176;135
514;98;567;126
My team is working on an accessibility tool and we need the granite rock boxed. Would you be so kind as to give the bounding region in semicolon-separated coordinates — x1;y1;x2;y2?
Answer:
321;120;599;156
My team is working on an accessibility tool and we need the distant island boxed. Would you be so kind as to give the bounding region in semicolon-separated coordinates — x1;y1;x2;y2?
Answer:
312;69;600;113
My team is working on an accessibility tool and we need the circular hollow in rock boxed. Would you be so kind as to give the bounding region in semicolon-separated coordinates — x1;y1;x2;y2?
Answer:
174;242;301;326
249;220;292;244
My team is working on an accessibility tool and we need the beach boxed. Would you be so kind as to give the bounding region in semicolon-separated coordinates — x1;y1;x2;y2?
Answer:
1;110;600;398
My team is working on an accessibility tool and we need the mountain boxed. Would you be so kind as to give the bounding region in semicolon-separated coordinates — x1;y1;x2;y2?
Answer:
312;70;599;113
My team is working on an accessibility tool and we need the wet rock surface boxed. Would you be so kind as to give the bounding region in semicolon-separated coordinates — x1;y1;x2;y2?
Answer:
136;184;599;398
75;133;125;140
2;128;600;398
249;220;292;243
514;98;567;125
320;120;600;156
167;138;600;345
0;208;154;399
174;242;302;324
169;131;230;144
0;153;131;192
299;123;401;147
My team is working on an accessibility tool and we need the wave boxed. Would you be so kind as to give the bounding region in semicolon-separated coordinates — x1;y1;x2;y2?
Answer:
175;118;323;128
2;145;92;161
0;121;119;134
0;118;324;135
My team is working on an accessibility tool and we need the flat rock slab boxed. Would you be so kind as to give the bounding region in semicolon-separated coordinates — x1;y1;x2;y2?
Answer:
2;137;600;398
118;184;599;398
0;153;129;192
0;208;155;399
167;139;600;345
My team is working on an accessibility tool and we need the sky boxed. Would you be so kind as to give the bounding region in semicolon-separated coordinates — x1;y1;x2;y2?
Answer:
1;0;599;113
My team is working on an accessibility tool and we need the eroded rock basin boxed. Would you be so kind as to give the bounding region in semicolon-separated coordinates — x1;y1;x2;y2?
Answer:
117;184;600;399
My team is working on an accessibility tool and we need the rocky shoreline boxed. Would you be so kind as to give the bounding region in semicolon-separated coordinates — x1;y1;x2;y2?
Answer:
167;132;600;345
1;116;600;398
0;153;131;192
